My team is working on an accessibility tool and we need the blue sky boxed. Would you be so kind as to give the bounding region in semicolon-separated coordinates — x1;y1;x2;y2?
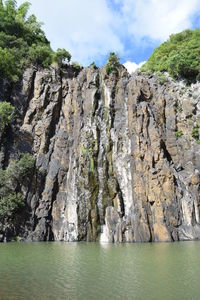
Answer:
16;0;200;72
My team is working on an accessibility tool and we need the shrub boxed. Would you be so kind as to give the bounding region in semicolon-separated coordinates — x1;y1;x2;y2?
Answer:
0;101;14;132
0;193;24;219
53;48;71;66
89;62;98;69
0;153;35;220
142;29;200;83
72;61;82;71
6;153;35;180
106;52;120;75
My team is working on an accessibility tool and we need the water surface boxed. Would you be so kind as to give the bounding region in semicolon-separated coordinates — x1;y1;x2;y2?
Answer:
0;241;199;299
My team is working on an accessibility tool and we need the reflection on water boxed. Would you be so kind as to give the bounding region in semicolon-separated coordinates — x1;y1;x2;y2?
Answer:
0;241;200;300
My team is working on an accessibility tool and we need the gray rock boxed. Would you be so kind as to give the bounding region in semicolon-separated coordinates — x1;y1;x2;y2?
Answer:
1;65;200;243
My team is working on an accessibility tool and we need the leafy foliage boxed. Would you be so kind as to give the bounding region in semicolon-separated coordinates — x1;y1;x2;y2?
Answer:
0;193;24;219
192;125;199;140
0;153;34;220
6;153;35;180
175;130;183;138
0;47;20;81
0;101;14;132
53;48;71;66
106;52;120;75
89;62;98;69
28;43;52;67
72;61;82;71
142;29;200;83
0;0;71;81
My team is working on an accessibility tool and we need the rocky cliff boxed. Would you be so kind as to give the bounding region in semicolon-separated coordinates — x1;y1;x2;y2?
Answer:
1;64;200;243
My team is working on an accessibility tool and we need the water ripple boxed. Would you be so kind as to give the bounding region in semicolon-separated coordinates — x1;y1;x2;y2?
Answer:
0;241;200;300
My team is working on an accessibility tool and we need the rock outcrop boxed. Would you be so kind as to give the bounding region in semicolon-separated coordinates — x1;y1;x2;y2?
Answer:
1;64;200;243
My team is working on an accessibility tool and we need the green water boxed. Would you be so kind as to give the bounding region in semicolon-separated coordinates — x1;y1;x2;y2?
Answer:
0;242;200;300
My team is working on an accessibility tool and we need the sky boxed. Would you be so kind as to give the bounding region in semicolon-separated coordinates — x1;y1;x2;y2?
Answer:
16;0;200;73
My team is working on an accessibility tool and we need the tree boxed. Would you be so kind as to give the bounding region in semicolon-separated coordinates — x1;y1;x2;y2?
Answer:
106;52;120;75
0;0;71;80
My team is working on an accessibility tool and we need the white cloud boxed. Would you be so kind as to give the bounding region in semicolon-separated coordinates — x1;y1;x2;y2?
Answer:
124;61;146;74
119;0;200;41
16;0;200;65
16;0;123;65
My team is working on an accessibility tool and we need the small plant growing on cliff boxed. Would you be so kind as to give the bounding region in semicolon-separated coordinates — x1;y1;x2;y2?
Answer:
53;48;71;66
191;126;200;145
192;125;199;140
89;62;98;69
72;61;82;71
0;102;14;132
175;130;183;138
106;52;120;75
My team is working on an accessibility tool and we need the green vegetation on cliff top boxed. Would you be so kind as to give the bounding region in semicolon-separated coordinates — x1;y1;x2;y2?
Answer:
0;0;71;81
106;52;120;75
1;1;200;84
142;29;200;83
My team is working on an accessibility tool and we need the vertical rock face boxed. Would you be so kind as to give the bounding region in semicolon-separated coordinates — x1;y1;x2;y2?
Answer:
1;65;200;242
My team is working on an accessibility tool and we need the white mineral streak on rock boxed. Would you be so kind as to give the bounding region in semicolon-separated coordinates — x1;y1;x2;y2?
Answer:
181;191;194;226
97;81;111;221
64;154;78;241
103;83;111;108
111;97;133;216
